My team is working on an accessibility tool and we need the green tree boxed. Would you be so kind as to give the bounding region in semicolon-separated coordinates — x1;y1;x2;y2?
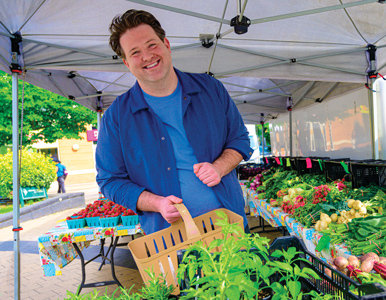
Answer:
0;148;56;198
256;123;271;149
0;70;97;147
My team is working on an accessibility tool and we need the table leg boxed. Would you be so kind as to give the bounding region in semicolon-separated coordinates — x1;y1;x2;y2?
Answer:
110;237;122;288
72;237;123;295
73;243;87;295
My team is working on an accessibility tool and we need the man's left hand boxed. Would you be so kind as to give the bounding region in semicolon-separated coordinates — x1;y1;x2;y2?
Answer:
193;162;222;187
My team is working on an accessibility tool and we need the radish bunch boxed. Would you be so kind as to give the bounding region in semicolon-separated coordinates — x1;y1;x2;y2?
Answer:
250;173;263;192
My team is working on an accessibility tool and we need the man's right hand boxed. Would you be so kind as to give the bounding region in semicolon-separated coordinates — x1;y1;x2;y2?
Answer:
137;190;183;224
157;196;183;223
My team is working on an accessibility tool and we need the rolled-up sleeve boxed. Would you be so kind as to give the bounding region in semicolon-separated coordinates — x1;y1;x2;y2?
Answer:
214;78;253;161
95;105;145;214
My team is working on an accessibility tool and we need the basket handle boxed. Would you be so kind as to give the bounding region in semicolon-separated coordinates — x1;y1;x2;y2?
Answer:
172;203;201;240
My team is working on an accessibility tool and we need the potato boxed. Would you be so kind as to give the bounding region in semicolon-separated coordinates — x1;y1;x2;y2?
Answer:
350;208;356;216
330;213;338;222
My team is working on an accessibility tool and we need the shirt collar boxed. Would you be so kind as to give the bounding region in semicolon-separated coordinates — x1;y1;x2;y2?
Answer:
129;68;201;114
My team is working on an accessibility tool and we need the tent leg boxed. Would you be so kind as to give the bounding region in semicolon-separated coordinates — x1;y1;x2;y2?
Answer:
12;72;21;300
368;77;378;159
289;109;293;156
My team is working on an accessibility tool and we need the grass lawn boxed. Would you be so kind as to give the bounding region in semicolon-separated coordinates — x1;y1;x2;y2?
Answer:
0;198;46;215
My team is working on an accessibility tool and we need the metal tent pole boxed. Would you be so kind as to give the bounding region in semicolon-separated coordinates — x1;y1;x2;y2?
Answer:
289;110;293;157
368;77;378;159
97;95;102;193
10;33;22;300
367;45;378;159
287;97;293;156
260;114;265;161
12;68;21;300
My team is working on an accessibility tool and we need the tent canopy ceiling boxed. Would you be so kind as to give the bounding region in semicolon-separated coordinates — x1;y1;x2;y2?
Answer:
1;0;385;123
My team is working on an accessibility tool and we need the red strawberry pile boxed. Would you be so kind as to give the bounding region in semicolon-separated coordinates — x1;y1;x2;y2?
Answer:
312;185;331;204
66;200;136;220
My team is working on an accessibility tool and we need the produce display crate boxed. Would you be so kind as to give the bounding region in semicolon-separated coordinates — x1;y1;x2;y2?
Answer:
177;235;386;299
128;204;244;295
350;160;386;188
85;216;100;227
121;215;139;227
264;156;276;167
66;217;86;229
99;216;121;228
295;157;330;175
290;156;300;172
236;163;264;180
324;159;352;182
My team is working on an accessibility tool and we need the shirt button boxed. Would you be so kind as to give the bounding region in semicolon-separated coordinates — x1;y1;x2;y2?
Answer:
167;167;171;171
184;97;187;100
249;152;252;155
161;137;165;140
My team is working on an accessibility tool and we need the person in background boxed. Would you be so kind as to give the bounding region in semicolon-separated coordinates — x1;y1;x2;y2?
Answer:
53;158;67;193
95;9;253;235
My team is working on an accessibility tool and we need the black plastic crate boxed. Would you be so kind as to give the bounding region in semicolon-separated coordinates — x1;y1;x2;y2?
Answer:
236;163;265;180
177;236;386;299
350;161;386;188
296;157;329;175
324;159;352;182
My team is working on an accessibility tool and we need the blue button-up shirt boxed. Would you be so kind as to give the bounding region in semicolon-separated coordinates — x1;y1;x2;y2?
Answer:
95;69;253;234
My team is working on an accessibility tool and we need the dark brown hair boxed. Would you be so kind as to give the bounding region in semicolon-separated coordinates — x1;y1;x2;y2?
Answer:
109;9;166;59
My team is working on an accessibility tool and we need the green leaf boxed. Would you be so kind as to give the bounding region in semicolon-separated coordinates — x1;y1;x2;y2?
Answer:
225;285;240;300
288;280;301;299
300;267;320;280
270;261;293;273
270;249;283;258
209;239;224;250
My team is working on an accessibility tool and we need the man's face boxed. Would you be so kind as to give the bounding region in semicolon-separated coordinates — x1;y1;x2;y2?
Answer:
120;24;173;89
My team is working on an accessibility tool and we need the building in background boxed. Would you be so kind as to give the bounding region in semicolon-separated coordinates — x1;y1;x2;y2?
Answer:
32;125;97;186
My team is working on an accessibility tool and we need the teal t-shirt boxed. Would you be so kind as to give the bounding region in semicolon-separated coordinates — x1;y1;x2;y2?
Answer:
143;82;223;218
56;163;66;177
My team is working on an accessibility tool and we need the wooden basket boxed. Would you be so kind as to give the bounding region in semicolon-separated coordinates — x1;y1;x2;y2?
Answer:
128;204;244;295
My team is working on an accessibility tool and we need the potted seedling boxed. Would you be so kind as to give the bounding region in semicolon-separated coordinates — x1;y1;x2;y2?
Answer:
176;210;333;300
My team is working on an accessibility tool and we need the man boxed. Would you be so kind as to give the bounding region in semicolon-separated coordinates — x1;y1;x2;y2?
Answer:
95;9;253;235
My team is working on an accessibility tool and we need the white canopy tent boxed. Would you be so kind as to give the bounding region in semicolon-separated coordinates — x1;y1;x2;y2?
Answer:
1;1;386;298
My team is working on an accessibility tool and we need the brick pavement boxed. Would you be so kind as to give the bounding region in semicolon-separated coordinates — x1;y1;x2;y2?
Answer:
0;182;283;300
0;183;144;300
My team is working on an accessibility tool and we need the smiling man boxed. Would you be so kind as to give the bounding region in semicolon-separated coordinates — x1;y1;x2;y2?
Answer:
95;9;253;234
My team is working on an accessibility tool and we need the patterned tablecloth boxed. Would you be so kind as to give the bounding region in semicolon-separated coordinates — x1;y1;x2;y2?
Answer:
38;221;142;276
241;183;352;263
